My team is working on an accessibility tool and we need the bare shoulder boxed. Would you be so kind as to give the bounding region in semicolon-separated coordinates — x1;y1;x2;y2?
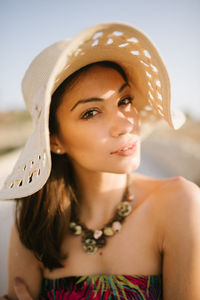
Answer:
8;223;42;299
154;176;200;210
160;175;199;194
132;173;200;207
131;172;164;202
133;173;200;242
151;176;200;249
151;177;200;298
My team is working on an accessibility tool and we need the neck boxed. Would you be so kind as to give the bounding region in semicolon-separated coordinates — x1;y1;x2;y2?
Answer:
72;167;128;229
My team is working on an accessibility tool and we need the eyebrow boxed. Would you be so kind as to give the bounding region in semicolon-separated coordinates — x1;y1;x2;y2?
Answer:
70;82;130;111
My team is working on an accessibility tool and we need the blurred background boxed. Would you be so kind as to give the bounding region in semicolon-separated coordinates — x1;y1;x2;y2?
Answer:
0;0;200;293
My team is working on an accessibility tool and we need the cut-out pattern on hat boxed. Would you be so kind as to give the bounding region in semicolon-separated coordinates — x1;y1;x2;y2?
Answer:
146;71;152;79
157;92;163;100
128;37;139;43
156;80;161;87
92;32;103;40
143;49;151;58
140;60;149;67
28;169;40;184
148;91;154;100
92;40;99;47
113;31;123;36
131;50;140;55
119;42;129;48
151;64;158;72
6;149;46;191
148;82;154;91
107;38;113;45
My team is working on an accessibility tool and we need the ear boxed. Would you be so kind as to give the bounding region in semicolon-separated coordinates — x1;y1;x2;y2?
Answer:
50;134;65;155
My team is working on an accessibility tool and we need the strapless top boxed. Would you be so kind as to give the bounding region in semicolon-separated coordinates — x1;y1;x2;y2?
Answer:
39;274;162;299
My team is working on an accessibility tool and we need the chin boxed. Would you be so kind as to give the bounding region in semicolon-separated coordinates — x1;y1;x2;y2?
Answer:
106;158;141;174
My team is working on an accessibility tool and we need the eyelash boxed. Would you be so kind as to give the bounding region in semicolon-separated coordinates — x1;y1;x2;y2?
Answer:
81;96;134;120
119;96;134;106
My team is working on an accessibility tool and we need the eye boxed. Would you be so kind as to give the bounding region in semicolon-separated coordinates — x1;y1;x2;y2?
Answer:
81;108;100;120
118;96;134;106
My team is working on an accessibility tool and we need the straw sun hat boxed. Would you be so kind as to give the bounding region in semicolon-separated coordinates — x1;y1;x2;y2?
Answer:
0;22;185;200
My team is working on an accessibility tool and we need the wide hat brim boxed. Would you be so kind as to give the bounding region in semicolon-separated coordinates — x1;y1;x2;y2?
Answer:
0;22;185;200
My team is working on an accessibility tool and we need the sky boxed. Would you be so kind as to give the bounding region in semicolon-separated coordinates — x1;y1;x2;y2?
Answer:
0;0;200;119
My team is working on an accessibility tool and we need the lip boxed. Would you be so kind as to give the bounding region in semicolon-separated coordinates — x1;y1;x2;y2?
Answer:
110;141;138;156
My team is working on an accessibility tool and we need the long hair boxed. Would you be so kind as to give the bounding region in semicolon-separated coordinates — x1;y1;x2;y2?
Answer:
15;61;128;270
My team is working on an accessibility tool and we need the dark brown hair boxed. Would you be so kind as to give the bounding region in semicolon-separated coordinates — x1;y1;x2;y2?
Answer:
15;61;128;270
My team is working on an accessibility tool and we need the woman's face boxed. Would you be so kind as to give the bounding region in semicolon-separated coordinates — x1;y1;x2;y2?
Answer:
51;65;141;174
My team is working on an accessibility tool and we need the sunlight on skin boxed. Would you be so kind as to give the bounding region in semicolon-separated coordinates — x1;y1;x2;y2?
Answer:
102;89;116;99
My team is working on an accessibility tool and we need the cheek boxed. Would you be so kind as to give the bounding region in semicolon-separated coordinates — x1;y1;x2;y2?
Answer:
59;122;108;156
61;123;110;171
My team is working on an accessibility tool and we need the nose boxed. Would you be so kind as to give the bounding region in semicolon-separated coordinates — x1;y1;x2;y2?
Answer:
109;111;135;138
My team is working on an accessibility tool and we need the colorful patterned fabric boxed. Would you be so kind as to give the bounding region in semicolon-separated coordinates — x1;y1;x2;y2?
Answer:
40;274;162;299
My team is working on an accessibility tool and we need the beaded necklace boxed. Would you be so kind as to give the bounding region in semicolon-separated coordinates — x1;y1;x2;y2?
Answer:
69;174;134;254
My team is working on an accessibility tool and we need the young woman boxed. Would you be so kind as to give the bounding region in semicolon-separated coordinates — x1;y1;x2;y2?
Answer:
1;22;200;300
